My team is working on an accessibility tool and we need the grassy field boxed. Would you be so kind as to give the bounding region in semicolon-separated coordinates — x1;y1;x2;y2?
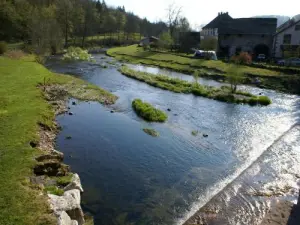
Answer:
108;45;300;94
121;66;271;106
107;45;282;76
0;55;116;225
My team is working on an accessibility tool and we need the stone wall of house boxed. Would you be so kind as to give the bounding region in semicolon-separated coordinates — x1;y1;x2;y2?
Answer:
274;20;300;58
218;34;273;57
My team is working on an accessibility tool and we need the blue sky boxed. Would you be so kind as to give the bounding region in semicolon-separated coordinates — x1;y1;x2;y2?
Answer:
107;0;299;29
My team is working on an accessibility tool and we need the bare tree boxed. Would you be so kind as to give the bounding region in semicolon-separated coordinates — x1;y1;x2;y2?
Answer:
166;3;182;38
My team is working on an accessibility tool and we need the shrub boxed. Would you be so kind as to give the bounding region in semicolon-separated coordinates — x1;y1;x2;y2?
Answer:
0;41;7;54
63;47;92;61
132;99;167;122
230;52;252;65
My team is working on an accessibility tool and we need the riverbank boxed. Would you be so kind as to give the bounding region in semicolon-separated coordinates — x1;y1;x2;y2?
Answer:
120;66;271;106
0;55;117;225
107;45;300;94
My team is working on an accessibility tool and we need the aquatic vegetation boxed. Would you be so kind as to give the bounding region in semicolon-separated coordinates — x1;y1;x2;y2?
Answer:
132;99;168;122
143;128;160;137
191;130;199;136
63;47;93;61
120;66;271;106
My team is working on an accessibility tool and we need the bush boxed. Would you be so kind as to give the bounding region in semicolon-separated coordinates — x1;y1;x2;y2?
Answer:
132;99;167;122
230;52;252;65
35;55;46;65
63;47;92;61
0;41;7;54
143;128;159;137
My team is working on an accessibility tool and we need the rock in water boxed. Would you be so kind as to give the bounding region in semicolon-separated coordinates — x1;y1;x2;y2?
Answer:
203;134;208;137
68;112;73;116
167;108;171;111
72;101;76;105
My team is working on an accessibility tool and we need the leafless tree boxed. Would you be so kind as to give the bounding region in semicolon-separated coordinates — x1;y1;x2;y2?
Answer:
166;3;182;38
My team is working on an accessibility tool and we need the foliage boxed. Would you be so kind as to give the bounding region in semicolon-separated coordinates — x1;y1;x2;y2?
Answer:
0;41;8;54
159;32;174;50
63;47;92;61
45;186;64;196
200;37;218;51
230;52;252;65
35;55;46;65
143;128;160;137
120;66;270;106
226;65;245;93
132;99;168;122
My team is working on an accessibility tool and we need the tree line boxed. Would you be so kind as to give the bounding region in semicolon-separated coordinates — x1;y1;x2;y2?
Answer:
0;0;170;53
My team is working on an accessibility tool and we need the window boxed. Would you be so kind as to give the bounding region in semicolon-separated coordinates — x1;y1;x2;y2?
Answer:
283;34;292;44
295;25;300;31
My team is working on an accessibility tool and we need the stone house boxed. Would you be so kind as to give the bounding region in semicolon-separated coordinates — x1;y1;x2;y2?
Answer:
273;15;300;58
201;12;277;58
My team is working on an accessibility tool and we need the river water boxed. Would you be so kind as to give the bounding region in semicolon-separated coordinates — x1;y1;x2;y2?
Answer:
46;54;300;225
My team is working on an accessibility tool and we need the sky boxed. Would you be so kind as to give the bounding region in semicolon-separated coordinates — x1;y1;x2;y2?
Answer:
107;0;299;29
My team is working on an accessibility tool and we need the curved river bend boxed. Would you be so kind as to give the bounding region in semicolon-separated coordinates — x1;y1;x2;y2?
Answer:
46;54;300;225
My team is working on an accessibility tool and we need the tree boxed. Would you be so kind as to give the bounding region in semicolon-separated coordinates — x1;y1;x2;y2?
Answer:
56;0;74;47
200;37;218;51
226;65;244;93
166;3;181;39
159;31;173;50
177;17;190;32
115;10;126;41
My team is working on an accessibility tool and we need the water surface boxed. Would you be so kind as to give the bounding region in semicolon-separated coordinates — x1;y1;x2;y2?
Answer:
46;54;300;225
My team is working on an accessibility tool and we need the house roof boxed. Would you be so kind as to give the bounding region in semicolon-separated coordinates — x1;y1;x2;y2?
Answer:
275;16;300;36
218;18;277;35
203;12;232;29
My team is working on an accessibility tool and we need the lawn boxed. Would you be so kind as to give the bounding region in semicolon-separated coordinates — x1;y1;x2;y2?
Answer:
0;55;116;225
107;45;282;76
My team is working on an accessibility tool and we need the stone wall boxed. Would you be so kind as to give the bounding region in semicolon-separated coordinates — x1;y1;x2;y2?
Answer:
218;34;273;57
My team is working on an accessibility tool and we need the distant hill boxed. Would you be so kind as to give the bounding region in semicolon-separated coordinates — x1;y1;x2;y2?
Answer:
253;15;290;27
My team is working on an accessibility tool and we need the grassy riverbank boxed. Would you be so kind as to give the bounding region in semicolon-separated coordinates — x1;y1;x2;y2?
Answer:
0;55;116;225
121;66;271;106
107;45;300;94
132;99;168;122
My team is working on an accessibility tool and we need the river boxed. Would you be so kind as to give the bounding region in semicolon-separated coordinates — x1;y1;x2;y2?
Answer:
45;54;300;225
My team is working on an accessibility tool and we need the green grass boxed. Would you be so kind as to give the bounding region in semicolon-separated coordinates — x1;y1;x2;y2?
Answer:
107;45;282;76
56;173;73;186
132;99;168;122
143;128;160;137
120;66;271;106
45;185;64;196
0;55;117;225
108;45;300;94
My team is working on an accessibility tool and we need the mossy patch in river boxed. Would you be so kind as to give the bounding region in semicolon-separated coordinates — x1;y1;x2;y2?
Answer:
143;128;160;137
